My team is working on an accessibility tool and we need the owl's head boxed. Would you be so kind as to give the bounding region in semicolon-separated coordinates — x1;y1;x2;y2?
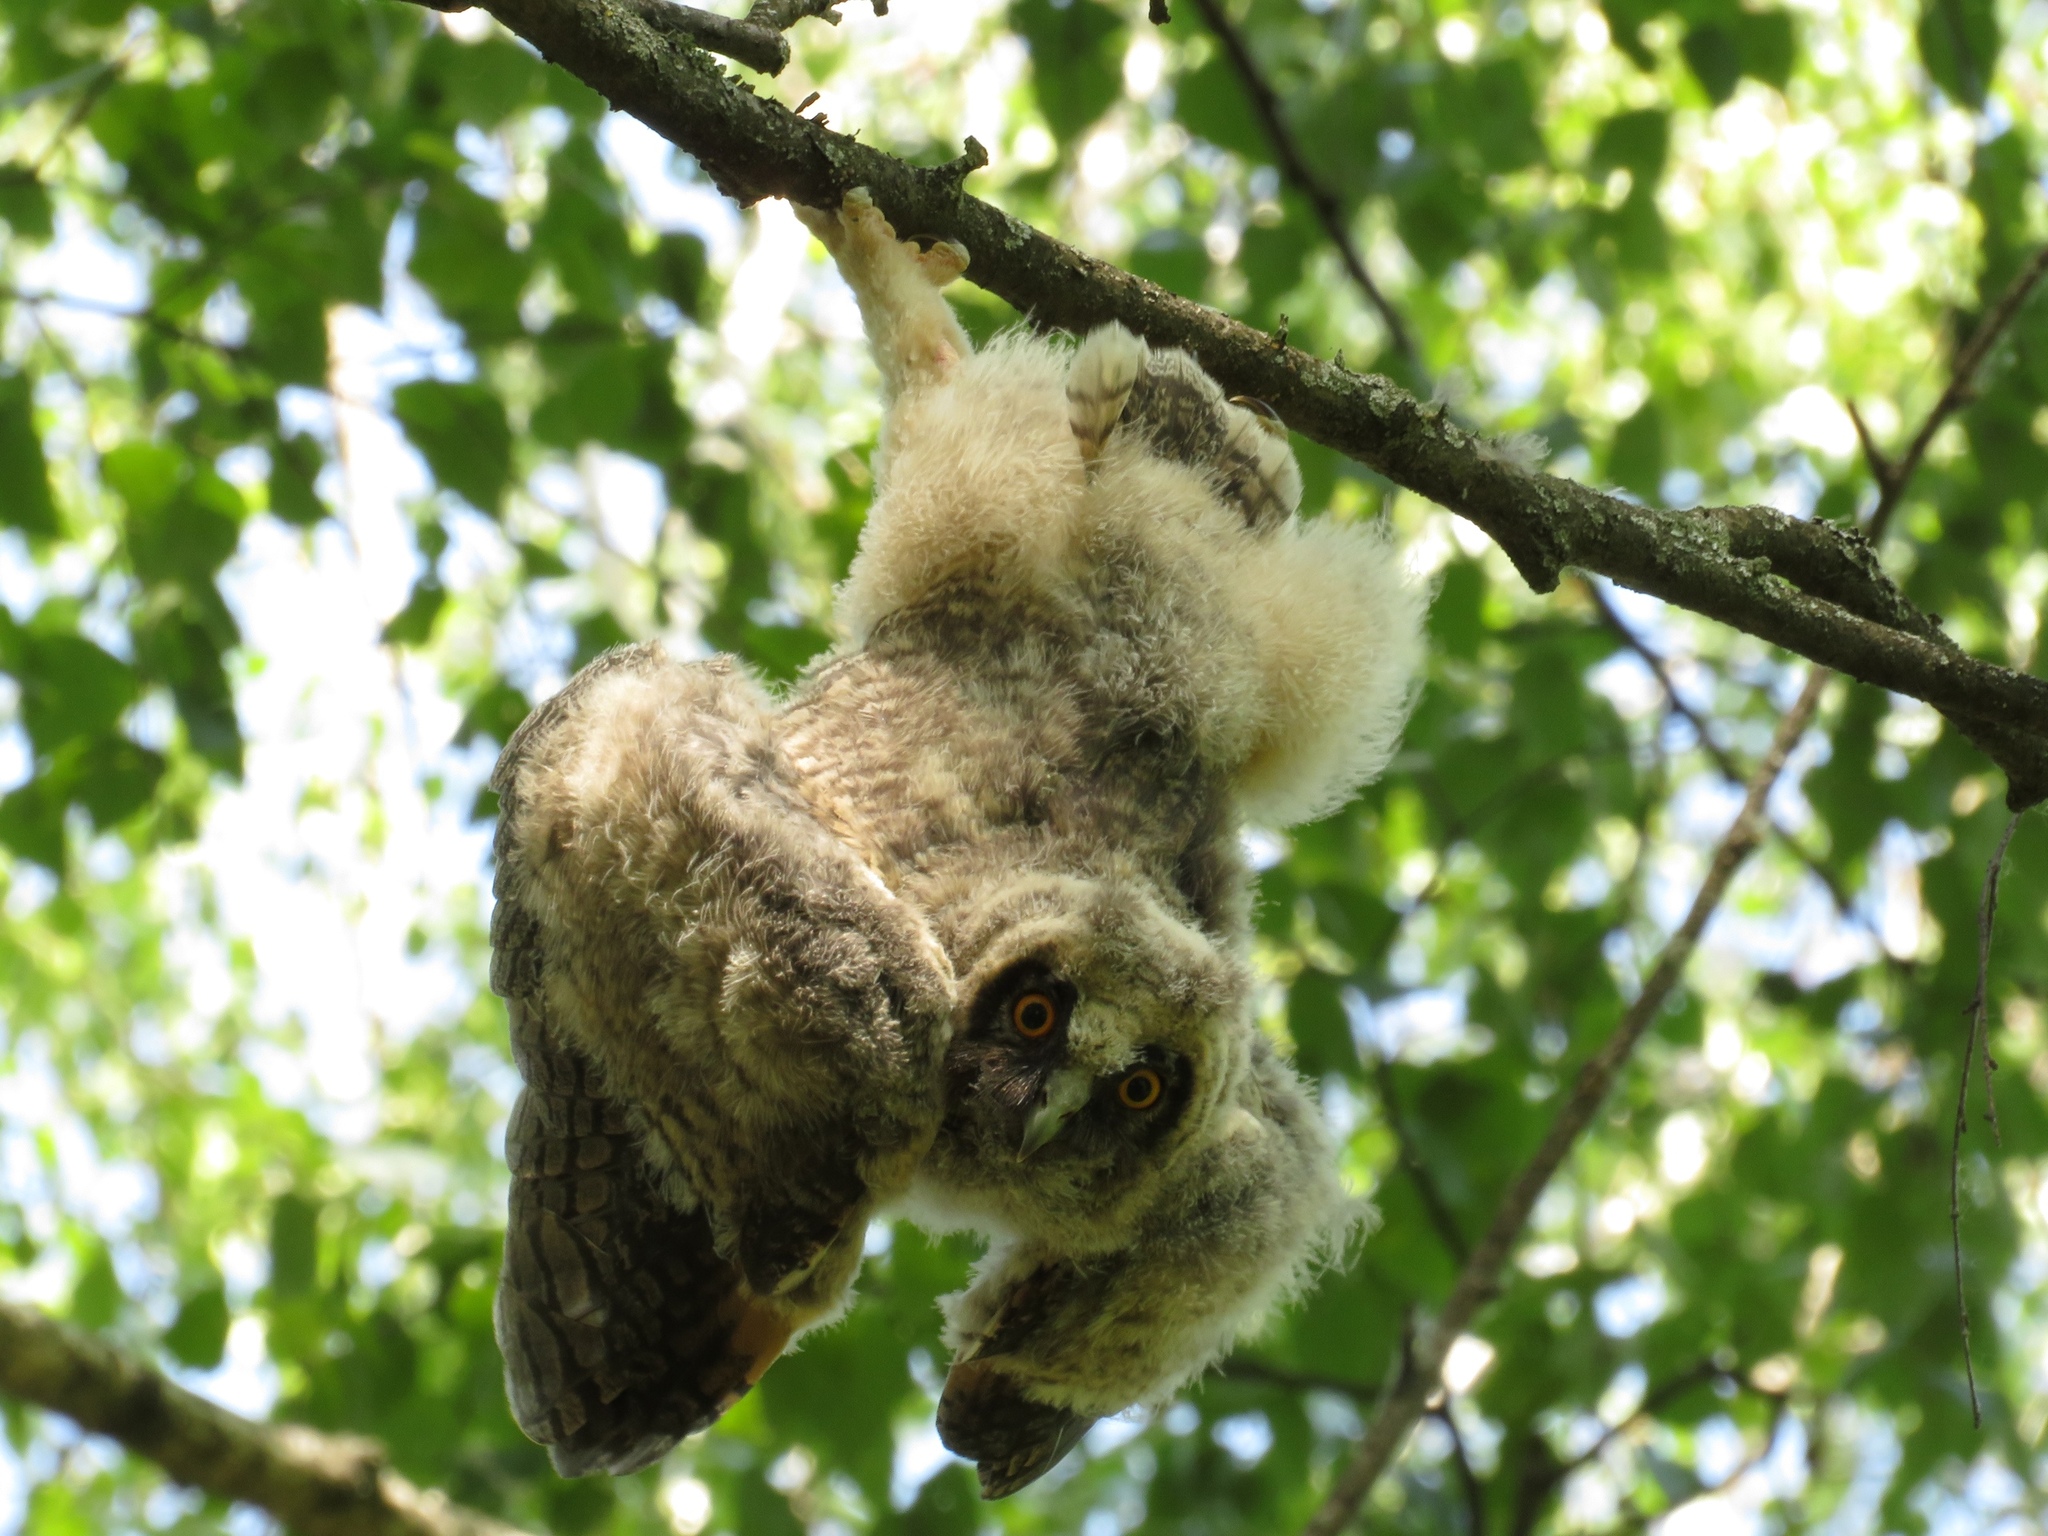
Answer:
916;868;1284;1247
915;871;1357;1494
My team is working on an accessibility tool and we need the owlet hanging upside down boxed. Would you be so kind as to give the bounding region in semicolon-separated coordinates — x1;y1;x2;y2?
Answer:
488;189;1426;1497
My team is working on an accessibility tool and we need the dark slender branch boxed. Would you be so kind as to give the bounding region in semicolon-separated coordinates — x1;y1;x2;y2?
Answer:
1183;0;1419;369
1371;1056;1470;1263
1584;580;1859;917
0;1299;535;1536
1302;669;1825;1536
1844;400;1895;496
1587;580;1742;777
1434;1407;1487;1536
1220;1358;1377;1399
0;284;242;358
26;55;125;176
1863;245;2048;542
1508;1358;1723;1533
424;0;863;74
1950;809;2023;1428
399;0;2048;804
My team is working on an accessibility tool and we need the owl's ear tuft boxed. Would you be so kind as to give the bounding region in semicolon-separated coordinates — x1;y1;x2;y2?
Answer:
936;1356;1096;1498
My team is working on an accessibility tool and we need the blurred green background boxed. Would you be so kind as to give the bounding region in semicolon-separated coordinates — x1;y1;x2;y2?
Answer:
1;0;2047;1531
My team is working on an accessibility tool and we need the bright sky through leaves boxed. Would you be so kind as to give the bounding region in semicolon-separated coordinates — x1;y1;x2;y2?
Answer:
3;0;2048;1532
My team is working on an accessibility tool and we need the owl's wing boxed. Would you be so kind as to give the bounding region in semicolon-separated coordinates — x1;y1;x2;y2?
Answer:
496;993;790;1476
1067;322;1302;531
490;644;955;1470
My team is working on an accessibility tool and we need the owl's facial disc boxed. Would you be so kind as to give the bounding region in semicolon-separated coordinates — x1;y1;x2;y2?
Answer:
949;958;1193;1166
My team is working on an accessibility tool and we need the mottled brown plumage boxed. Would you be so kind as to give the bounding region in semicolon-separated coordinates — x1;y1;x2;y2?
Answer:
490;189;1426;1494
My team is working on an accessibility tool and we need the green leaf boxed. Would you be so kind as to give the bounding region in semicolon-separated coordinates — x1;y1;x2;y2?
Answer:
410;183;529;345
455;679;532;747
270;1193;319;1299
1588;109;1670;183
1917;0;1998;106
70;737;166;828
0;775;66;869
1680;23;1742;105
380;578;447;647
12;629;138;757
107;446;244;587
1011;0;1125;143
650;231;710;321
392;381;513;514
1175;49;1267;162
163;1286;229;1369
1128;228;1209;297
1735;10;1797;89
268;435;328;527
1608;402;1665;499
70;1243;121;1330
0;373;57;536
0;174;54;242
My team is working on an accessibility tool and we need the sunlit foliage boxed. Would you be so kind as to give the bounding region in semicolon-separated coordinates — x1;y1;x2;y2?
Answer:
1;0;2047;1531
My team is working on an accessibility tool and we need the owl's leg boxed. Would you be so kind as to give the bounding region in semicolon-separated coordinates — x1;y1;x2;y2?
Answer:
1070;324;1303;529
797;188;973;399
1067;323;1146;463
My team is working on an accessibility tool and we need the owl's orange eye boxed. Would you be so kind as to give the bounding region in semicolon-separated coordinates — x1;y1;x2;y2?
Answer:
1012;992;1059;1039
1118;1068;1163;1110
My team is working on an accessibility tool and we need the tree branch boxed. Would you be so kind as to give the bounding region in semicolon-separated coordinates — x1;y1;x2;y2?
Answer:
425;0;866;75
1183;0;1419;369
1584;580;1858;917
1434;1406;1487;1536
397;0;2048;806
1301;667;1826;1536
1371;1055;1470;1263
1860;243;2048;542
1219;1357;1377;1399
0;1298;536;1536
1508;1358;1723;1532
1950;808;2023;1427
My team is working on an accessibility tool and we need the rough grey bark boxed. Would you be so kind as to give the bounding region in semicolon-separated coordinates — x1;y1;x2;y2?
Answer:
404;0;2048;807
0;1298;537;1536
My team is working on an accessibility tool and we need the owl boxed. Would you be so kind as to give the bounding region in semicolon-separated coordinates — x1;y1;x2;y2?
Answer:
489;189;1426;1496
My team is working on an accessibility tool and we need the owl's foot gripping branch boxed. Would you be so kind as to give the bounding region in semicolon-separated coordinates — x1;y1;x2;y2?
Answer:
405;0;2048;808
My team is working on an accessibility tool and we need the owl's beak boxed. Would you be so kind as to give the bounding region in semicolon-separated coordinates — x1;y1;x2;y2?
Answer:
1019;1069;1092;1157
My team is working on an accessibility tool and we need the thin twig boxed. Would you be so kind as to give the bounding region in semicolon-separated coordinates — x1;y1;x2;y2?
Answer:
1221;1358;1377;1399
424;0;861;74
1584;580;1859;917
0;1298;535;1536
0;284;241;357
395;0;2048;803
1844;400;1895;496
1183;0;1419;370
1434;1406;1487;1536
1862;245;2048;542
1843;250;2048;1430
1950;809;2022;1428
26;54;125;177
1371;1055;1470;1263
1301;669;1826;1536
1508;1359;1725;1532
1971;813;2019;1146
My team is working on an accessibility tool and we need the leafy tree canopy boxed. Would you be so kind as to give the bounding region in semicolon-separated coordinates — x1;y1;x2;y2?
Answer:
0;0;2046;1532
